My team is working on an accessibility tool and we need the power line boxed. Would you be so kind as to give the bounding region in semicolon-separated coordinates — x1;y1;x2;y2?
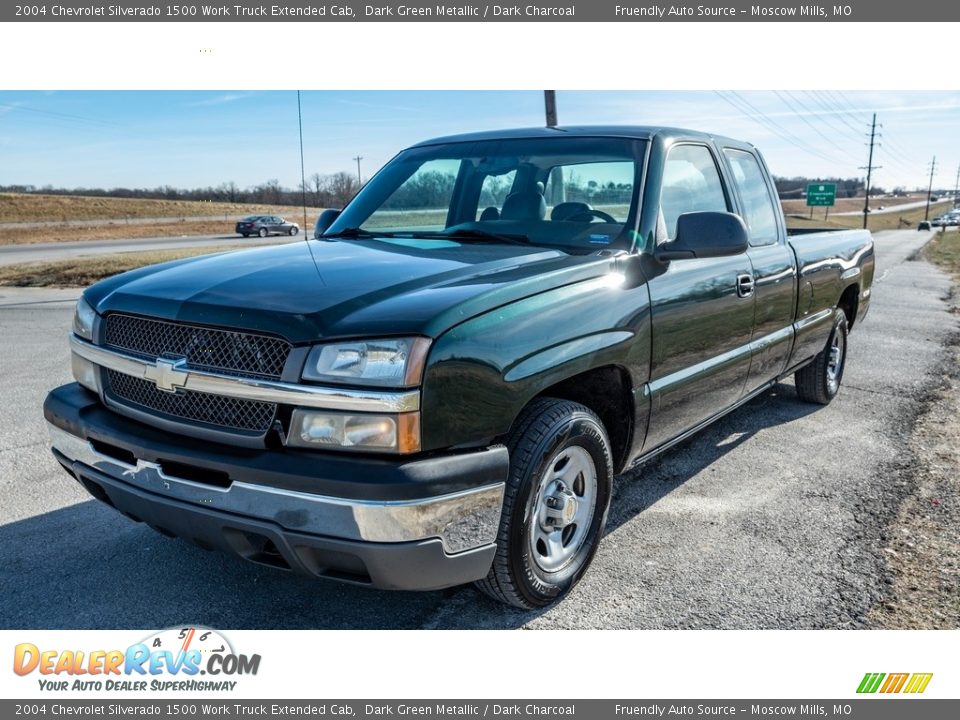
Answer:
774;90;863;164
815;92;916;175
824;92;915;171
824;91;871;126
797;91;865;144
714;90;837;165
731;91;835;158
807;91;866;137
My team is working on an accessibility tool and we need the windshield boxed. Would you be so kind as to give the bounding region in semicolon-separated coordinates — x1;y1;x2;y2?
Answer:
326;136;645;253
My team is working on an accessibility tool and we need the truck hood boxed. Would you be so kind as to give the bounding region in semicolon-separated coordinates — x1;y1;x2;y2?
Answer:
86;237;617;342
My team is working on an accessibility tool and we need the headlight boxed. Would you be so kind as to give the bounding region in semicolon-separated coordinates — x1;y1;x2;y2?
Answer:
302;337;430;387
287;409;421;454
73;297;96;341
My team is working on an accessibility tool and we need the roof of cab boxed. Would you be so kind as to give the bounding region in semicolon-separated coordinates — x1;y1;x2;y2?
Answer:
409;125;751;149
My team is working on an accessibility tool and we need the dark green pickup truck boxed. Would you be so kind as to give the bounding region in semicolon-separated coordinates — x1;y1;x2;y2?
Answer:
45;126;874;608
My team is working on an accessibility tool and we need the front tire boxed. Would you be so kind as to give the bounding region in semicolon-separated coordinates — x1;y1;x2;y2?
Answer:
289;226;299;236
258;227;268;238
795;309;848;405
475;398;612;609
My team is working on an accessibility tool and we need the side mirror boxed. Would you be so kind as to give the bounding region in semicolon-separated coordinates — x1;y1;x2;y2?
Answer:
314;209;342;238
655;211;749;262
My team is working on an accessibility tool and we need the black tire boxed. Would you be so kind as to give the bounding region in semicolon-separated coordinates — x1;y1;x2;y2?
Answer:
241;233;249;238
795;309;848;405
475;397;613;609
258;227;268;238
289;226;299;236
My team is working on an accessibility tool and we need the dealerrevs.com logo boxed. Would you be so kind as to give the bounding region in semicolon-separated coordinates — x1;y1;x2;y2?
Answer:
13;627;261;693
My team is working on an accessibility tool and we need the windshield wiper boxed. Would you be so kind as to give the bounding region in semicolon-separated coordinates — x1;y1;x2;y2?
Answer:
321;227;387;239
429;229;531;247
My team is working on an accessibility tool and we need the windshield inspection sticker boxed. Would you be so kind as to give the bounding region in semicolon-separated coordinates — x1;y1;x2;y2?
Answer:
589;234;611;245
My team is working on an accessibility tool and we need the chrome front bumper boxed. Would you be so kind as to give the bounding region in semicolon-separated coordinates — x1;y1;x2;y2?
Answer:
48;422;504;555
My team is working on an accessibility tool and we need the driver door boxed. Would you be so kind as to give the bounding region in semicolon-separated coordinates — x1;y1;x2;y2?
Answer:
643;143;756;451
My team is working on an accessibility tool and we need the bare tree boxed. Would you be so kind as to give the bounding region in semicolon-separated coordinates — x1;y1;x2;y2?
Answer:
326;172;359;207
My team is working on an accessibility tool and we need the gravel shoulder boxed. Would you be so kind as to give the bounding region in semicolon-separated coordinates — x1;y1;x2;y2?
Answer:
867;233;960;629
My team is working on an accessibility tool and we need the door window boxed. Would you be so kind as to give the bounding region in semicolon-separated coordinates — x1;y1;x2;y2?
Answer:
660;144;728;239
723;149;780;246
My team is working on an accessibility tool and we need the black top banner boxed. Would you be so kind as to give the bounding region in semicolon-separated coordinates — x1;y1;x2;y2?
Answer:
6;0;960;22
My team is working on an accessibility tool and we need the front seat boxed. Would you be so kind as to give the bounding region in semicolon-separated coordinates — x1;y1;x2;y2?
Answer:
501;191;546;221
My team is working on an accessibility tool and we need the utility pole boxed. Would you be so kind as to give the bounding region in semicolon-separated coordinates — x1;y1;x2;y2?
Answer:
924;156;937;221
352;155;363;188
954;162;959;207
544;90;558;127
859;113;880;230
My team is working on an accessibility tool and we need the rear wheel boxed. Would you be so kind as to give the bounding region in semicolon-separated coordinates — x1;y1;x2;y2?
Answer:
258;227;268;238
795;309;848;405
475;398;612;609
240;233;249;238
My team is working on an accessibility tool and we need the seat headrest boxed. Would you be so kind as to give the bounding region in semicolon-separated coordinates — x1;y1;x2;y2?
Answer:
478;206;500;222
501;191;546;221
550;201;592;221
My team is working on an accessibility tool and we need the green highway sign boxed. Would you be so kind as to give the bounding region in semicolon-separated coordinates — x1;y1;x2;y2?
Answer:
806;183;837;207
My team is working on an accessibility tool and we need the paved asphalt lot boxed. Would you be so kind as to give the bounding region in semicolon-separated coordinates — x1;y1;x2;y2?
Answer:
0;229;956;629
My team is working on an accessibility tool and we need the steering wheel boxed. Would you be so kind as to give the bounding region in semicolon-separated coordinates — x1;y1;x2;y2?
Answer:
566;209;618;223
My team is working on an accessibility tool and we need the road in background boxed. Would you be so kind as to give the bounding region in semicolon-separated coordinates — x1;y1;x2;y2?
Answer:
833;196;954;216
0;234;299;266
0;229;956;629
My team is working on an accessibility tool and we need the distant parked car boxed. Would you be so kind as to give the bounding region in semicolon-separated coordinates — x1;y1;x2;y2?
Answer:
918;220;932;231
235;215;300;238
931;213;960;228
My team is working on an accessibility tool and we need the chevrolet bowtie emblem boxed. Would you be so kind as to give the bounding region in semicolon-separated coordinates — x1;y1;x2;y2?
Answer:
144;357;189;393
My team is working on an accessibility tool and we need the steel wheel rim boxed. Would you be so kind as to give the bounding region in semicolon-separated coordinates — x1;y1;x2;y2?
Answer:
827;326;845;394
529;445;598;573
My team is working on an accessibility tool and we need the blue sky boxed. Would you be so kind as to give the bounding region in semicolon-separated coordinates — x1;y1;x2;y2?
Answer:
1;90;958;192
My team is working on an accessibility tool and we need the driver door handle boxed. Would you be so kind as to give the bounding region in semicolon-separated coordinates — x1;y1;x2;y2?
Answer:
737;274;755;298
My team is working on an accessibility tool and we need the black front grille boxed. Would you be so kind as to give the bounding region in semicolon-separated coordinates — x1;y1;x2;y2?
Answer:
103;313;291;380
106;370;277;434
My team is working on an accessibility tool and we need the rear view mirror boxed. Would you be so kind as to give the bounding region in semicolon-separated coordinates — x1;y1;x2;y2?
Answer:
314;209;342;238
655;211;749;262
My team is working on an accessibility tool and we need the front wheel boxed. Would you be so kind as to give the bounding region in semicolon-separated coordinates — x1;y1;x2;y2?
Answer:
258;227;268;238
795;309;848;405
475;398;612;609
289;226;299;236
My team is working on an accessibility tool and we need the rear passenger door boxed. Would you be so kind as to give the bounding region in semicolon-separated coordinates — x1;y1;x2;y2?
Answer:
722;148;798;393
643;143;757;451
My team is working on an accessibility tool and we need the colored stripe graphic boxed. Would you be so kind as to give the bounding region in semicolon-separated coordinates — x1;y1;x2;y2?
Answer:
880;673;909;693
904;673;934;694
857;673;885;693
857;672;933;694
